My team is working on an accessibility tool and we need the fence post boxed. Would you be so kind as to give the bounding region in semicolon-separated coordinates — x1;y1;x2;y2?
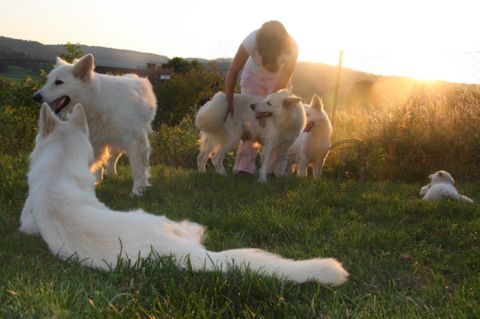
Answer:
331;50;343;128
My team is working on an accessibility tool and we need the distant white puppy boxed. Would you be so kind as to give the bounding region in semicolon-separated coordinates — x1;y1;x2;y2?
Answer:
18;103;349;285
285;94;332;178
32;54;157;195
420;170;474;203
196;90;306;183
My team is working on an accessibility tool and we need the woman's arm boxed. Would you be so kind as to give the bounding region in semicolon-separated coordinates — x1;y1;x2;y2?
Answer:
224;44;249;121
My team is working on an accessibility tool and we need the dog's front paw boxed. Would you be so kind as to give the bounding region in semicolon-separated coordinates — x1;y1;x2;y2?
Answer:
419;185;429;196
19;216;40;235
258;175;268;183
215;167;227;176
131;184;151;196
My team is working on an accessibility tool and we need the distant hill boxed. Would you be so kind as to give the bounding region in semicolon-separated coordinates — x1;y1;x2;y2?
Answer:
0;36;169;68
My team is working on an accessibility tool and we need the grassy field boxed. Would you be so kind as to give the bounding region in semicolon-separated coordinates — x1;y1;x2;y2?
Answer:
0;155;479;318
0;65;41;82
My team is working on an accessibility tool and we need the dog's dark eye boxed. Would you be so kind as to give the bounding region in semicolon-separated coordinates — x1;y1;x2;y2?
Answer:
267;101;272;106
55;80;64;86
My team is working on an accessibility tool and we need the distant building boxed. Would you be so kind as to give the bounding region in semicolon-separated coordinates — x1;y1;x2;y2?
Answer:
158;64;174;81
95;63;174;83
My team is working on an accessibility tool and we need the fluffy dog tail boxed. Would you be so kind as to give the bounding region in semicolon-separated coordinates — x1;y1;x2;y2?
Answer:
199;249;349;285
459;195;474;203
195;92;228;133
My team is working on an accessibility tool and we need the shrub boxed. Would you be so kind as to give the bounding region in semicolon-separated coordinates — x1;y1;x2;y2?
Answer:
150;115;199;168
153;64;223;127
0;77;42;108
0;104;38;155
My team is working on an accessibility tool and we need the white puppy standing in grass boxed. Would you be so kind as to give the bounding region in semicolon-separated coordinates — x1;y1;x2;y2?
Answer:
420;170;474;203
18;103;348;285
32;54;157;196
284;94;332;178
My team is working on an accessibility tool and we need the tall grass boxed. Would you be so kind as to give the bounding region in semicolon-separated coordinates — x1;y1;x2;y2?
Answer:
332;82;480;181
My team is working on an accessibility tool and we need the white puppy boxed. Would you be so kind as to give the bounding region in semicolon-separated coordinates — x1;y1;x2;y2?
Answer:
18;103;348;285
196;90;306;183
420;170;474;202
285;94;332;178
32;54;157;195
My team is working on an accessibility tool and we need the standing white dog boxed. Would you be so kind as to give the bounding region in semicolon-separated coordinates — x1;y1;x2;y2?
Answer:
32;54;157;196
196;90;306;183
420;170;474;202
285;94;332;178
18;103;349;285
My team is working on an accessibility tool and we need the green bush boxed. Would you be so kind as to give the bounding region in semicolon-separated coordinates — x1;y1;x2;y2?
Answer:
0;105;38;155
0;77;42;107
150;115;199;168
0;77;42;156
153;64;223;127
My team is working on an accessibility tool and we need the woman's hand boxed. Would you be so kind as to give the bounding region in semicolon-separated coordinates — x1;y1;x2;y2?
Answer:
224;45;249;122
223;102;234;121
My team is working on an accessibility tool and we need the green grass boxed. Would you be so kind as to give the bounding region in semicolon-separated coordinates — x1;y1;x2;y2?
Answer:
1;155;479;318
0;65;41;82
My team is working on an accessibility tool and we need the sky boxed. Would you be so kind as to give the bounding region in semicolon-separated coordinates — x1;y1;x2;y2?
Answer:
1;0;480;83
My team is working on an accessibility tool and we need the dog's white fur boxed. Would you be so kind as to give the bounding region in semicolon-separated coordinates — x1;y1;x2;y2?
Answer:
420;170;474;203
33;54;157;196
18;103;348;285
285;94;332;178
196;90;306;183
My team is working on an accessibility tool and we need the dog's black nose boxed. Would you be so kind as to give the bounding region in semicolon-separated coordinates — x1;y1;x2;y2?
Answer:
32;93;43;103
250;103;255;110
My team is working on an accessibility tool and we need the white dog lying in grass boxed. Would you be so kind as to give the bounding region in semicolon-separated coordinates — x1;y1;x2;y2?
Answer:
18;103;348;285
420;170;474;203
285;94;332;178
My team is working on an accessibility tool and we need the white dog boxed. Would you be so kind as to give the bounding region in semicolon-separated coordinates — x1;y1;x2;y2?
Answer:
420;170;474;202
285;94;332;178
18;103;348;285
32;54;157;195
196;90;306;183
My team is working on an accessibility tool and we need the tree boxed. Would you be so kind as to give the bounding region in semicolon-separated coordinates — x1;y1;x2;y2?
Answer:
60;42;84;63
166;57;198;74
153;64;223;127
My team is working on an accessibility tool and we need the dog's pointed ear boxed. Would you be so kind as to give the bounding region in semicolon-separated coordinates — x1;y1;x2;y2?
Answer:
311;94;323;110
56;57;67;66
72;54;94;81
39;103;60;137
283;96;301;108
438;171;455;184
70;104;89;136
